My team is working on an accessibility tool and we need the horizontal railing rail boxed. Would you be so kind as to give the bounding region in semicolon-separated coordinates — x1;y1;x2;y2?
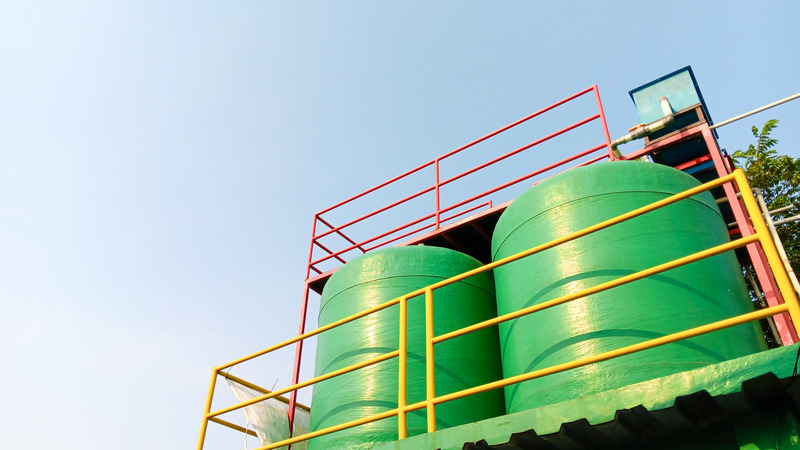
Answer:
306;86;613;276
197;169;800;450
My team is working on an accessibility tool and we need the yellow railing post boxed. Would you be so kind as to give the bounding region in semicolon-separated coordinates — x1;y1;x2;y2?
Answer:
398;295;408;440
734;170;800;336
424;287;436;433
196;369;219;450
202;170;800;450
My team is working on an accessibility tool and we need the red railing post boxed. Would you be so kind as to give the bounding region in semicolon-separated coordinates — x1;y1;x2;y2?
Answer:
435;158;441;229
592;85;614;160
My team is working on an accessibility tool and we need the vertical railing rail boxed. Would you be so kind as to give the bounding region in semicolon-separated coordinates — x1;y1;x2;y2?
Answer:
434;158;441;230
398;295;409;439
424;287;436;433
736;170;800;327
200;171;800;450
592;84;614;159
305;86;612;277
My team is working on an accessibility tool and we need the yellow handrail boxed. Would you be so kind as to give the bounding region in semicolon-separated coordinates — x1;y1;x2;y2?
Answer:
197;169;800;450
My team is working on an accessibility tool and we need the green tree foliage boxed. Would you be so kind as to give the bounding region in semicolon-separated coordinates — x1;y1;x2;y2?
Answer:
732;119;800;274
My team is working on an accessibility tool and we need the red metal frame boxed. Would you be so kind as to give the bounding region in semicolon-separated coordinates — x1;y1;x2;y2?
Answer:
285;86;613;434
621;123;798;346
308;87;612;274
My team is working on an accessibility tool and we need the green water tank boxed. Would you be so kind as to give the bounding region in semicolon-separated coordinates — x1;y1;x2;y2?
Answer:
308;246;505;450
491;161;766;414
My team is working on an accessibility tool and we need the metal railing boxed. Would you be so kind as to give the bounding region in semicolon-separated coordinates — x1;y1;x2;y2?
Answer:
197;169;800;450
305;85;613;278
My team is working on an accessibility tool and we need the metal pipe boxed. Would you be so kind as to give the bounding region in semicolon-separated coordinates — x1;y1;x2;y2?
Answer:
363;201;492;252
196;370;219;450
592;84;615;160
424;287;436;433
736;171;800;339
438;114;601;187
315;216;366;253
746;268;783;346
434;234;759;345
715;191;743;204
208;417;259;438
610;97;674;157
437;86;598;162
223;371;310;411
774;214;800;227
431;304;789;407
435;158;441;229
398;297;408;439
753;188;800;295
216;295;402;371
209;350;400;418
770;204;796;216
256;409;400;450
709;92;800;131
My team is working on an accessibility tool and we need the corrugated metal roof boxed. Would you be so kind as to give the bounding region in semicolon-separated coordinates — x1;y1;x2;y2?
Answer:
462;372;800;449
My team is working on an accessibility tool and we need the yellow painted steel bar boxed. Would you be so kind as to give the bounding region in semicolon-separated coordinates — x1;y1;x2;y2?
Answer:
196;369;219;450
434;233;760;344
256;409;400;450
735;170;800;334
409;172;740;297
432;304;788;406
402;400;428;413
212;173;735;375
201;172;750;448
398;296;408;440
424;287;437;433
221;371;310;411
216;297;402;371
208;350;400;419
208;416;259;437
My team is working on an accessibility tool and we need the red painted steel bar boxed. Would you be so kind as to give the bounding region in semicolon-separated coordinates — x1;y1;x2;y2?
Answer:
437;142;608;218
296;87;613;426
310;210;439;268
438;201;494;227
575;153;609;168
287;283;310;444
316;160;435;216
311;87;603;244
364;222;438;253
310;139;606;271
437;86;598;162
363;201;493;252
306;216;319;279
674;154;712;171
537;145;612;184
700;126;797;344
312;185;436;242
435;158;441;229
438;114;601;187
305;215;322;275
592;85;614;159
315;216;367;254
311;240;349;266
309;86;606;264
620;124;797;345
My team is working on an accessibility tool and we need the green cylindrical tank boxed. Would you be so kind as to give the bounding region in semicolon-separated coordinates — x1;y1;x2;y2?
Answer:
491;161;765;414
308;246;505;450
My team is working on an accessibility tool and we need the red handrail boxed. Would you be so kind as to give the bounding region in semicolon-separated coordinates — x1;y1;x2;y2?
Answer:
307;86;612;276
288;85;614;431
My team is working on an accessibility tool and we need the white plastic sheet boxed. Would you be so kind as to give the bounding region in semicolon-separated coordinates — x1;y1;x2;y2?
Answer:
226;378;309;450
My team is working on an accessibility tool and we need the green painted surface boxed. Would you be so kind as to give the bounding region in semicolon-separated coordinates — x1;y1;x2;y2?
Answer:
308;246;505;450
374;345;800;450
491;162;766;413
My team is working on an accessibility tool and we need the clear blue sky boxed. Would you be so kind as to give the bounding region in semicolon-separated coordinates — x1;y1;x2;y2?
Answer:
1;2;798;449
